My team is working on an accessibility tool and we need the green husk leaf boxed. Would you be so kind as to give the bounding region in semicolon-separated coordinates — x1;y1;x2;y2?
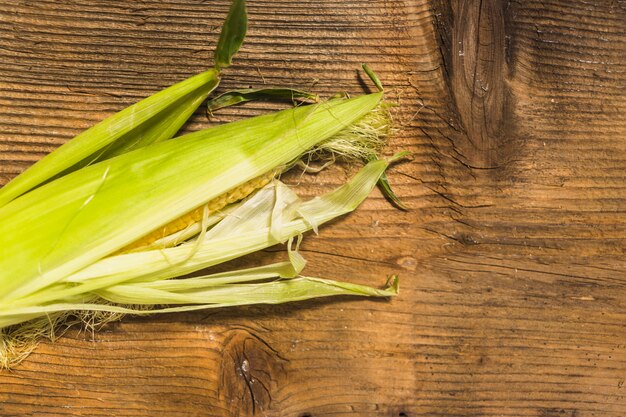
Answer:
95;276;397;306
0;93;383;304
0;158;392;324
0;0;252;208
214;0;247;71
0;70;220;208
375;151;412;210
377;171;408;210
362;63;384;92
0;276;397;323
207;88;318;114
92;85;215;160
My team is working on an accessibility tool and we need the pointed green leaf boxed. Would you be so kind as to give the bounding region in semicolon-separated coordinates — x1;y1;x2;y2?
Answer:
362;63;384;92
214;0;247;71
0;275;396;328
207;88;318;114
0;70;220;208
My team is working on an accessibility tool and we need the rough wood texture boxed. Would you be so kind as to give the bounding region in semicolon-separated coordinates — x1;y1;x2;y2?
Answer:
1;0;625;415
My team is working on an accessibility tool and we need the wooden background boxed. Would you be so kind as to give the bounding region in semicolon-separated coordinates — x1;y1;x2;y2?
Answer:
0;0;625;415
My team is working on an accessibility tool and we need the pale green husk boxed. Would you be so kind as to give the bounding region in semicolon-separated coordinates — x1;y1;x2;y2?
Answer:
0;0;249;208
0;92;398;368
0;70;220;209
0;93;383;303
0;0;401;369
0;160;396;323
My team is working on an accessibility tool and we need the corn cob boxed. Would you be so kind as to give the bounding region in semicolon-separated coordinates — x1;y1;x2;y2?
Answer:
124;170;276;251
0;0;401;370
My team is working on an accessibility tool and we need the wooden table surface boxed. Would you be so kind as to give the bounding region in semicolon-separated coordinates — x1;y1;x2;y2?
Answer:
1;1;625;416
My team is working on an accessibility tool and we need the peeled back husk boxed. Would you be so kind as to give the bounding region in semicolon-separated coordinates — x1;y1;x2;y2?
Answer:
0;158;399;329
0;92;383;305
0;0;402;369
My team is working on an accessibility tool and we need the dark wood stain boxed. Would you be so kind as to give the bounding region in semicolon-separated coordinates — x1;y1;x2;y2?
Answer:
0;0;624;416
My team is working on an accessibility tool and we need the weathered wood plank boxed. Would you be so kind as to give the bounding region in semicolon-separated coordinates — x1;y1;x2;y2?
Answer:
0;0;624;416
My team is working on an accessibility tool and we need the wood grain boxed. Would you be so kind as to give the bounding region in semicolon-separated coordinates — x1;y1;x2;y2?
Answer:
0;0;624;416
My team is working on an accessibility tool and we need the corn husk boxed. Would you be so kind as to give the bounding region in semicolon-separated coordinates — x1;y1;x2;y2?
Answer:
0;159;398;329
0;0;248;208
0;89;399;366
0;92;383;302
0;0;402;368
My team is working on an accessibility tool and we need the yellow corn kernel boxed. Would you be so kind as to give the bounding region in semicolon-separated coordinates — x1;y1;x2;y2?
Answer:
123;171;275;251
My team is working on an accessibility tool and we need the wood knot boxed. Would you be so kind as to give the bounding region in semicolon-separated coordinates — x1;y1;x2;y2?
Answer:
219;328;287;416
396;256;417;271
434;0;513;169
